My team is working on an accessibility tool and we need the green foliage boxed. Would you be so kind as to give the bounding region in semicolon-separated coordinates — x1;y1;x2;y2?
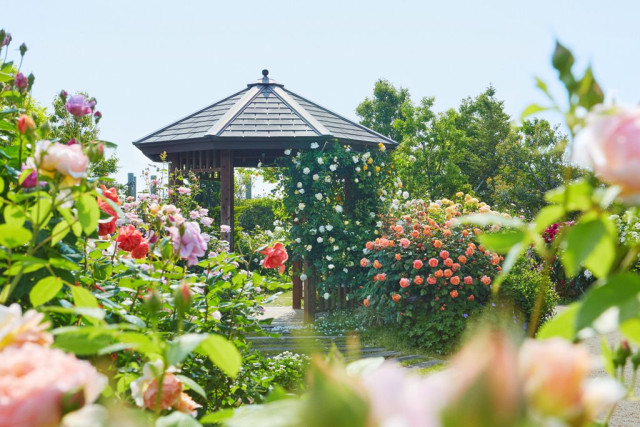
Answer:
236;197;276;231
498;254;558;325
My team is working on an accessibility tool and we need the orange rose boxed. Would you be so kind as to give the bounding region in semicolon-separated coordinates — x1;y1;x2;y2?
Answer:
444;269;453;278
392;294;401;302
363;298;370;307
373;260;382;269
444;258;454;267
414;276;424;285
450;290;459;298
450;276;460;285
428;258;439;268
427;276;437;285
440;250;450;259
395;253;402;261
434;269;444;278
433;240;443;248
464;276;473;285
458;255;467;264
410;230;419;238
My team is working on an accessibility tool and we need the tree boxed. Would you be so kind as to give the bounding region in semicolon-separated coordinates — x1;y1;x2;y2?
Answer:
492;119;567;217
455;86;518;205
355;79;412;144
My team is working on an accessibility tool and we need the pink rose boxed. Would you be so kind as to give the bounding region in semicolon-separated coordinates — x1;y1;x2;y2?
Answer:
573;105;640;202
399;278;410;288
399;238;410;249
0;303;53;350
0;344;106;426
65;95;92;116
34;140;89;186
169;222;207;266
413;259;423;269
177;187;191;195
201;217;213;227
220;224;231;234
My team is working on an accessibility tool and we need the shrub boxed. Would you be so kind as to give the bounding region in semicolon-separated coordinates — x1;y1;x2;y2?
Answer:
498;254;559;326
237;198;277;231
355;195;507;353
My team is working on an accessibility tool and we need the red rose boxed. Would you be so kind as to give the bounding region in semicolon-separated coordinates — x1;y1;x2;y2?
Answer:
98;217;117;237
260;242;288;273
116;225;143;251
131;239;149;259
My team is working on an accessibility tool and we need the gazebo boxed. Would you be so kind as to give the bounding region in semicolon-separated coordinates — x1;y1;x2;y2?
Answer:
133;70;398;317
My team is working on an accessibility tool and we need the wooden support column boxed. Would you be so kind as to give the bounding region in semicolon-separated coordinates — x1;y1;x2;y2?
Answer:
220;150;234;251
303;261;316;323
292;259;302;309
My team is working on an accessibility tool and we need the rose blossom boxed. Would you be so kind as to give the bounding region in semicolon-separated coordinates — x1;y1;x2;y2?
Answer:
260;242;289;273
399;278;410;288
65;95;92;116
116;225;143;252
573;105;640;202
177;187;191;195
220;224;231;234
131;239;149;259
413;259;423;269
168;222;207;266
0;303;52;350
34;140;89;186
0;344;107;426
14;72;28;90
201;217;213;227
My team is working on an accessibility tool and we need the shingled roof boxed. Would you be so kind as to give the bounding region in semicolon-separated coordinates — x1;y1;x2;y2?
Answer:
133;70;398;159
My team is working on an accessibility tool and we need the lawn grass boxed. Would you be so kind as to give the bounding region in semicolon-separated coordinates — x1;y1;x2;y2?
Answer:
264;290;293;307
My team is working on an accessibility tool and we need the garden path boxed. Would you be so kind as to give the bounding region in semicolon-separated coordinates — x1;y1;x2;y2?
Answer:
254;304;444;370
556;306;640;426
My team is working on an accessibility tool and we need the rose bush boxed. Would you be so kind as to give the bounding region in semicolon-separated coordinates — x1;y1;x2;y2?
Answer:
356;195;508;352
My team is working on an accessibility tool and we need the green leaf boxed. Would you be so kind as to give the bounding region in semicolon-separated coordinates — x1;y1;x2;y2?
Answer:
29;196;53;225
156;411;202;427
0;72;13;82
77;193;99;235
0;224;31;248
537;302;579;340
545;179;593;211
534;76;555;103
520;103;549;122
561;218;614;278
49;257;80;271
176;374;207;399
197;334;241;378
552;40;577;91
620;318;640;346
577;65;604;109
41;306;106;320
51;221;70;246
601;337;615;377
199;409;235;424
3;204;26;226
478;229;526;254
576;273;640;331
30;276;63;306
167;334;208;366
533;204;565;233
71;286;99;308
54;329;115;355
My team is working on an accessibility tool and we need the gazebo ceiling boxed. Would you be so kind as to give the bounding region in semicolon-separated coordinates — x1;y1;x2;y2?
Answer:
133;70;398;161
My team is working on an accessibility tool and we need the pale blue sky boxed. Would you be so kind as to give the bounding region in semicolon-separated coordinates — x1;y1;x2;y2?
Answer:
4;1;640;185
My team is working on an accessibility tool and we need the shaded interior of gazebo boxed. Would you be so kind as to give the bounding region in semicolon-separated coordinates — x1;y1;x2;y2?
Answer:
133;70;397;319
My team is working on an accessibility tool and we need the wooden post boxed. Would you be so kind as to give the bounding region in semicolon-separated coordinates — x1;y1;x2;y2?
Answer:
220;150;234;251
303;261;316;323
292;259;302;309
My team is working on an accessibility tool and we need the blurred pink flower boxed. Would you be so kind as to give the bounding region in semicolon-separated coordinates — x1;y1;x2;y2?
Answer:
0;344;106;426
177;187;191;195
0;303;52;350
14;72;28;90
201;217;213;227
573;105;640;202
168;222;207;266
220;224;231;234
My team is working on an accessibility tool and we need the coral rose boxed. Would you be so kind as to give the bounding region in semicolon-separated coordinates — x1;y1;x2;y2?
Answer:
392;294;401;302
428;258;438;268
399;278;410;288
35;140;89;186
116;225;143;252
413;259;423;269
481;275;491;286
434;269;444;278
458;255;467;264
439;250;450;259
377;273;387;282
395;253;402;261
142;373;183;412
399;238;410;249
450;290;458;298
427;276;437;285
433;240;442;248
363;298;370;307
444;258;454;267
464;276;473;285
373;260;382;269
360;258;370;267
414;276;424;285
444;269;453;278
260;242;289;273
410;230;419;238
450;276;460;285
366;241;375;250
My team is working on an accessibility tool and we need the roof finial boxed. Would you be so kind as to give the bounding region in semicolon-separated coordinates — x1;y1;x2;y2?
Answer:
262;69;269;77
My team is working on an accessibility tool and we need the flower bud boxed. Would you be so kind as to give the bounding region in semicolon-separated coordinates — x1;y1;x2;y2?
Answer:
174;283;192;314
144;289;163;316
17;114;35;134
19;43;27;56
87;141;105;163
14;72;28;90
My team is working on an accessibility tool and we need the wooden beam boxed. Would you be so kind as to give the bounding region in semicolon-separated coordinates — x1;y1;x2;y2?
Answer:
292;259;302;309
220;150;234;250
